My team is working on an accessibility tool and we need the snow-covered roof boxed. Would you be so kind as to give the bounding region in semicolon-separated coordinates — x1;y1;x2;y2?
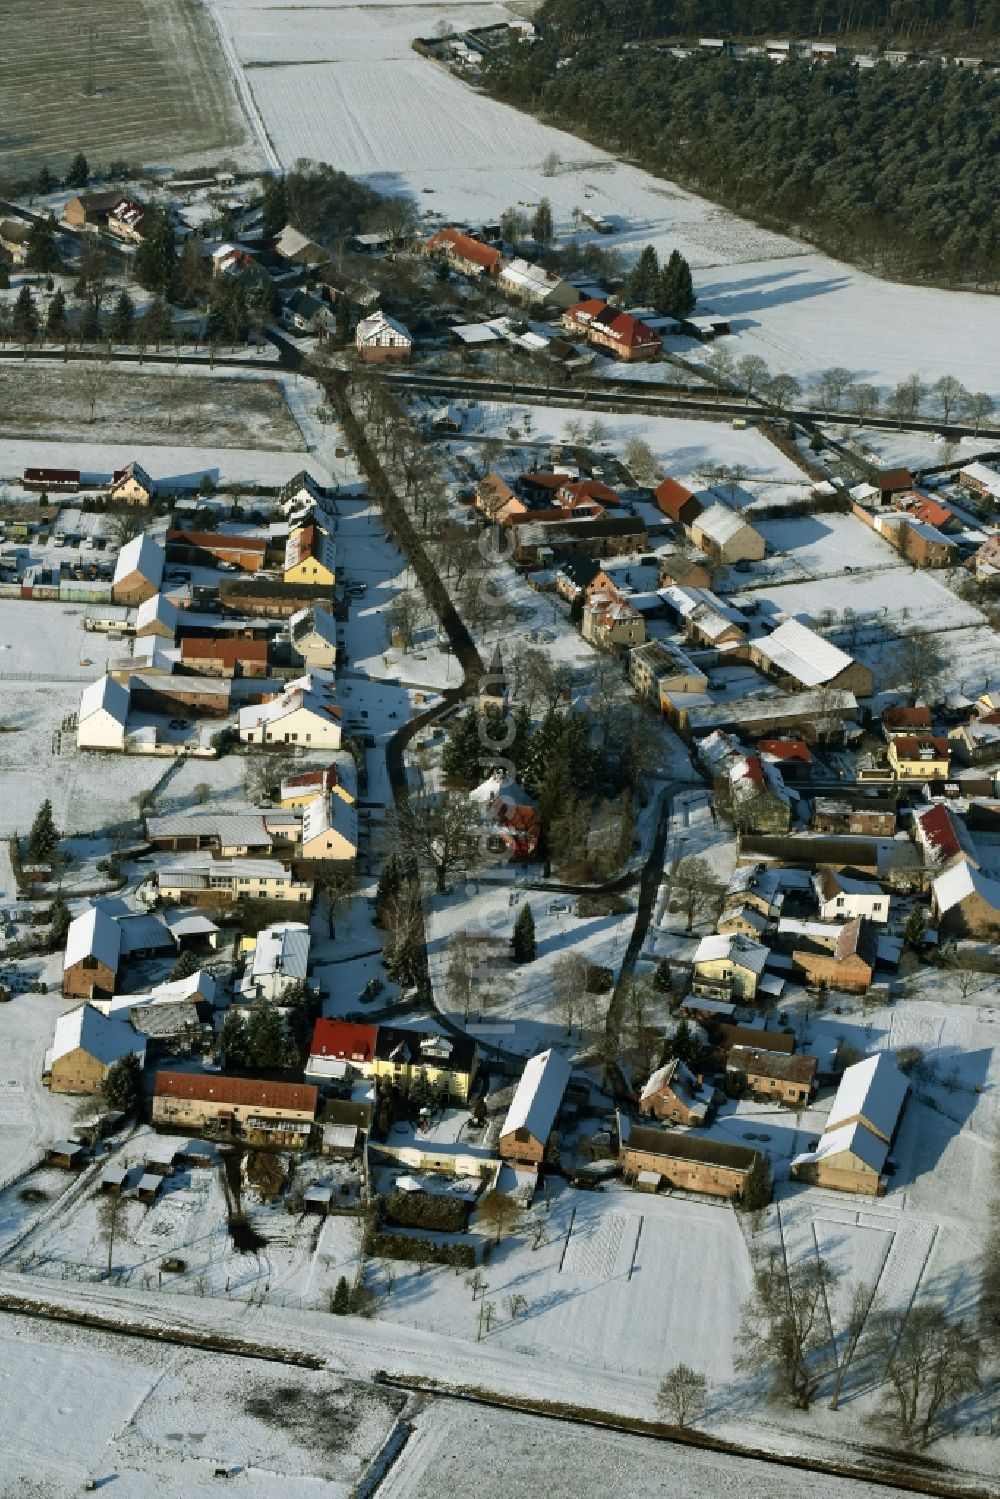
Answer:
692;932;769;974
51;1004;144;1067
933;857;1000;915
961;461;1000;496
500;1048;571;1145
355;309;411;344
113;533;165;588
693;502;754;546
824;1053;907;1143
135;592;178;636
752;617;855;687
250;922;310;982
79;674;130;725
64;905;121;973
301;791;358;848
290;603;338;648
793;1121;887;1174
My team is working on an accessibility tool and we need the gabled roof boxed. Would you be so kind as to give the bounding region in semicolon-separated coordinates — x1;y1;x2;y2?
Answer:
752;617;855;687
79;674;130;725
290;603;338;648
180;637;267;668
833;915;878;966
693;932;769;974
728;1046;817;1086
135;592;178;636
113;533;165;588
758;737;813;764
112;460;153;492
500;1048;571;1144
154;1070;317;1113
250;921;310;981
64;905;121;973
793;1120;887;1174
427;227;501;273
933;858;1000;915
912;804;977;866
693;502;756;546
309;1018;377;1062
356;309;411;344
301;791;358;848
653;478;702;523
824;1052;908;1142
52;1003;143;1066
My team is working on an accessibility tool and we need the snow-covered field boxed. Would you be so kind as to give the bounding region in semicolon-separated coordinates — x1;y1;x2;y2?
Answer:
208;0;1000;397
754;513;903;582
0;437;328;490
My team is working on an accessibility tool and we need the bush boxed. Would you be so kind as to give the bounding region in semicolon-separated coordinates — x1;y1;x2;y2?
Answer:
896;1046;925;1076
385;1189;470;1233
365;1229;476;1269
584;963;613;993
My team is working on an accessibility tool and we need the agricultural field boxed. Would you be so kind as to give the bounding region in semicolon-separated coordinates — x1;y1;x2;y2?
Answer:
0;0;258;177
0;367;305;452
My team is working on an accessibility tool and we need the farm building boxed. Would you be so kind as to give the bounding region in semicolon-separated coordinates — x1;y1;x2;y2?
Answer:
166;530;267;572
792;1052;907;1193
23;466;79;493
63;905;122;999
620;1124;758;1198
112;533;165;605
152;1071;318;1147
653;478;704;528
932;858;1000;937
134;593;178;641
355;309;413;363
690;504;765;564
792;914;878;994
179;637;268;678
750;618;873;697
46;1003;144;1095
76;674;130;751
727;1046;817;1105
498;1049;572;1165
64;190;121;228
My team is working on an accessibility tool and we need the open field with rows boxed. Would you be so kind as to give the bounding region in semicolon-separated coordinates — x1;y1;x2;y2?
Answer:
0;0;256;176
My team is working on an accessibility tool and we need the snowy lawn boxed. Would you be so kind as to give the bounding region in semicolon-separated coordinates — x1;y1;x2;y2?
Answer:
753;513;901;582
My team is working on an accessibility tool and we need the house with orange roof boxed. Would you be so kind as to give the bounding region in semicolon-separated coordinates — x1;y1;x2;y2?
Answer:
426;227;501;277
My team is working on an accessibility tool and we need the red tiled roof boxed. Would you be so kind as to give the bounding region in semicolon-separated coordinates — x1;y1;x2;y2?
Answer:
520;471;567;490
654;478;702;523
878;467;913;492
309;1019;377;1062
604;311;660;349
901;493;954;529
180;637;267;666
912;804;971;864
757;737;813;763
884;706;932;731
559;479;620;508
284;764;340;792
154;1070;317;1113
427;227;501;273
565;298;606;320
892;735;950;757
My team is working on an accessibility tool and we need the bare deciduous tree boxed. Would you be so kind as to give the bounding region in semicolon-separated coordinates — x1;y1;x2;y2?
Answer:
669;854;717;932
657;1363;708;1427
478;1191;520;1243
551;951;588;1035
867;1303;981;1450
736;1250;840;1409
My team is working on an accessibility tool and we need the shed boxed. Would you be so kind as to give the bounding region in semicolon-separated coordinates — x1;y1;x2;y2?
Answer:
100;1164;128;1195
635;1169;661;1193
48;1140;86;1169
304;1184;334;1215
137;1172;163;1204
145;1141;177;1176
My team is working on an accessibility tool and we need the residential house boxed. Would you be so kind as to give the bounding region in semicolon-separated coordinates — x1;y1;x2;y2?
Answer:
814;868;890;923
476;472;518;523
898;491;962;533
728;751;793;832
887;735;951;781
727;1046;816;1106
278;471;328;513
373;1026;478;1102
156;858;314;906
581;593;647;649
620;1124;759;1198
932;858;1000;937
629;640;708;709
498;257;577;309
691;933;769;1001
134;593;178;641
562;300;661;361
112;533;165;605
793;915;878;993
179;637;268;679
152;1071;317;1147
76;675;129;751
883;705;933;738
961;461;1000;502
660;584;747;649
882;515;958;568
498;1049;572;1165
237;921;310;1003
912;804;978;872
950;714;1000;764
166;530;267;572
718;1022;796;1056
355;309;413;363
288;604;338;669
653;478;704;529
813;794;895;837
46;1004;144;1095
792;1052;907;1193
690;504;765;565
426;227;501;277
306;1019;378;1082
284;524;337;587
639;1058;712;1126
110;462;155;506
750;618;873;697
553;553;601;602
107;199;149;241
280;761;355;808
129;672;231;720
717;902;772;938
239;679;342;749
63;906;122;1000
470;771;541;859
300;793;358;862
273;225;328;266
63;190;121;229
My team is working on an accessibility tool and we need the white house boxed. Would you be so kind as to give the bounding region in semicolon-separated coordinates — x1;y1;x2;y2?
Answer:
814;868;890;924
300;793;358;862
77;675;130;751
237;921;310;1003
497;257;577;309
289;604;339;669
238;679;342;750
355;309;412;363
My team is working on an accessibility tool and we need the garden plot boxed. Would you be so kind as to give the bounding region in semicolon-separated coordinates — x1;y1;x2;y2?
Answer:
0;990;77;1192
741;566;981;640
754;513;900;583
0;367;304;452
376;1181;752;1382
